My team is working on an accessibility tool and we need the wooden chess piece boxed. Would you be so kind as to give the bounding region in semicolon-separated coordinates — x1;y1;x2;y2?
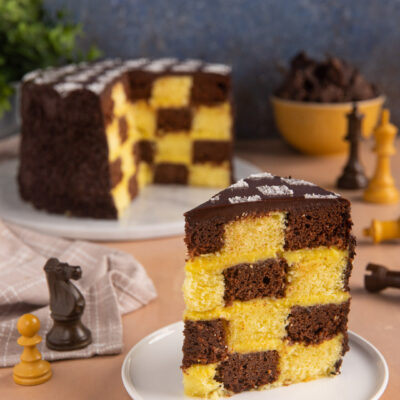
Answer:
44;258;92;351
336;103;368;189
365;263;400;292
13;314;52;385
363;109;399;204
363;216;400;243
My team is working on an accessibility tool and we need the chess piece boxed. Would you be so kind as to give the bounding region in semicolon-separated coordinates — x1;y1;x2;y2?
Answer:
363;216;400;243
365;263;400;292
363;109;399;204
44;258;92;351
13;314;52;385
336;103;368;189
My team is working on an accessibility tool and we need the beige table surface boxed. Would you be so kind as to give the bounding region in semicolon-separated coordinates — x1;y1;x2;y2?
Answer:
0;139;399;399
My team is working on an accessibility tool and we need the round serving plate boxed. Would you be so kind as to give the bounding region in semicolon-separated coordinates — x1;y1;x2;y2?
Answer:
0;157;260;241
121;321;389;400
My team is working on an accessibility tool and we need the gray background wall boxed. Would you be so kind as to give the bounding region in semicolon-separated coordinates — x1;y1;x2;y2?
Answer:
45;0;400;140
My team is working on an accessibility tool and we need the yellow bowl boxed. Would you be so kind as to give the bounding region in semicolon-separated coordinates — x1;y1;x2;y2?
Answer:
271;96;385;155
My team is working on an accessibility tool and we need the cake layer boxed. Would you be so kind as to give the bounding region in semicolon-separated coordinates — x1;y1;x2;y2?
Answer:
185;213;286;271
184;296;349;354
183;333;347;397
185;174;352;258
184;244;351;313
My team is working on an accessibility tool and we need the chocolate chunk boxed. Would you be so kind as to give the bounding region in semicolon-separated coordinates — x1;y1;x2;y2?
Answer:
275;52;379;103
134;140;155;164
193;141;232;164
157;108;192;133
119;116;128;143
109;158;123;188
284;200;352;251
127;70;154;100
182;319;228;369
154;163;188;184
215;351;279;393
223;258;288;306
286;301;350;345
191;73;231;104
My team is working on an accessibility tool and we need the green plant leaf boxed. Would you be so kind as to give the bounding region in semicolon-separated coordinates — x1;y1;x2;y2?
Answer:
0;0;101;115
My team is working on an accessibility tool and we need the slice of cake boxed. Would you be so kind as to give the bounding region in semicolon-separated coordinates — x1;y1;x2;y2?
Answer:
19;58;233;219
182;172;354;398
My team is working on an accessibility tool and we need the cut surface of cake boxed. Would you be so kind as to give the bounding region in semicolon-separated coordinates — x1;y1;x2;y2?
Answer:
182;172;354;398
19;58;233;219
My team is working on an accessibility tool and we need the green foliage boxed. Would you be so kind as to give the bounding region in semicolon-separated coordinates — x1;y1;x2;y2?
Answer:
0;0;101;115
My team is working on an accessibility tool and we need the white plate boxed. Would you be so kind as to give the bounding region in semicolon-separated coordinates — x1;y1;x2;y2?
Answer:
0;157;260;241
121;321;389;400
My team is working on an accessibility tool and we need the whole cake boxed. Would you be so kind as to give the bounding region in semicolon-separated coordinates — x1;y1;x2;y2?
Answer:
19;58;233;219
182;172;354;398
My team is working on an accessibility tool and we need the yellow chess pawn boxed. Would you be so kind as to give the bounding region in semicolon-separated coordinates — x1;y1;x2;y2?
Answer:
363;216;400;243
363;109;399;204
13;314;52;386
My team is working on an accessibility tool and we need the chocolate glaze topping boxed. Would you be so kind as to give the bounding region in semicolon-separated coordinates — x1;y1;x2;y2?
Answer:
185;172;343;218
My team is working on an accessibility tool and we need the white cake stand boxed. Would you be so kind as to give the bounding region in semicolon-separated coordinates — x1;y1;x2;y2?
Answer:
0;157;260;241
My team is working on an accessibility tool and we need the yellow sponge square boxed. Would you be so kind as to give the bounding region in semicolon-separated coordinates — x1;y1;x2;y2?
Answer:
155;133;191;165
191;103;232;140
150;76;192;108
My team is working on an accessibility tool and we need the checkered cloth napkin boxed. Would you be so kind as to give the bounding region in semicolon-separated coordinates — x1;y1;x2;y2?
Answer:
0;220;157;367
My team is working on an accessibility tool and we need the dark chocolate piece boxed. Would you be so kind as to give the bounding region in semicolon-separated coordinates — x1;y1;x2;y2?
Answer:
109;158;123;188
156;108;192;133
192;73;231;104
118;116;128;143
336;104;368;189
223;258;288;306
193;141;232;164
215;351;279;393
44;258;92;351
127;70;154;100
284;200;352;251
365;263;400;292
275;52;378;103
154;163;188;184
128;174;138;199
182;319;228;369
134;140;155;164
286;301;350;345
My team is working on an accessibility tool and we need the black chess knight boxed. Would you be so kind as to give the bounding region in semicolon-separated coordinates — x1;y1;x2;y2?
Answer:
44;258;92;351
336;103;368;189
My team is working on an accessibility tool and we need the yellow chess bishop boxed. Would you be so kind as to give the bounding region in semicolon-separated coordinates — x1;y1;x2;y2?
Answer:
363;109;399;204
13;314;52;386
363;216;400;243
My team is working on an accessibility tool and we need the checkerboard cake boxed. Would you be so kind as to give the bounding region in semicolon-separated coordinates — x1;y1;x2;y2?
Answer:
19;59;233;218
182;172;355;397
